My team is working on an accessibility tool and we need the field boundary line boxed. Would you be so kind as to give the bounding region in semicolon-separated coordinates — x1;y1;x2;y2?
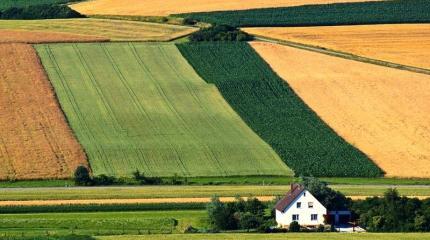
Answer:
253;36;430;76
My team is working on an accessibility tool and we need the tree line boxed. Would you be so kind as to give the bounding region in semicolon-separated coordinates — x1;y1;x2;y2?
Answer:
0;4;84;19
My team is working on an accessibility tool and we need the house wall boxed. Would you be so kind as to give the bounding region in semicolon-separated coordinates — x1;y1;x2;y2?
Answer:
276;190;326;227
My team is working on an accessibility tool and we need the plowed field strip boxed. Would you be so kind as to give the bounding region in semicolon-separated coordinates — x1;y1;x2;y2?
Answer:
0;44;87;180
0;196;275;206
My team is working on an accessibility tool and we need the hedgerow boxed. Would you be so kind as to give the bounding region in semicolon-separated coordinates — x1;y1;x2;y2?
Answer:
0;236;94;240
174;0;430;27
177;42;383;177
0;202;206;214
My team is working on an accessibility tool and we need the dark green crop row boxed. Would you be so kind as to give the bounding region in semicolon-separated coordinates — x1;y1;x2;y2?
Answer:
177;42;383;177
0;202;206;214
174;0;430;27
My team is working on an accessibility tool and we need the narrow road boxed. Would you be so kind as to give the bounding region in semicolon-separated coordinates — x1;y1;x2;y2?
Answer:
254;35;430;76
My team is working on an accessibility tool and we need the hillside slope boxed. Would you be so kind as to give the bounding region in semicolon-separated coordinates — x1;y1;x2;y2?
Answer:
178;42;382;177
251;42;430;178
36;43;292;177
0;44;87;180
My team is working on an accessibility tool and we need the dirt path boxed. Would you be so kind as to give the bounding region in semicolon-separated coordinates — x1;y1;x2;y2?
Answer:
253;36;430;76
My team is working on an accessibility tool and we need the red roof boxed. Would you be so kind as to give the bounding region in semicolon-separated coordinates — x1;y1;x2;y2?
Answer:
275;184;305;212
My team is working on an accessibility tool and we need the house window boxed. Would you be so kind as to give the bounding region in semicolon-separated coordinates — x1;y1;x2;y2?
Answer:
311;214;318;221
292;214;299;221
303;192;306;197
308;202;314;208
296;202;301;208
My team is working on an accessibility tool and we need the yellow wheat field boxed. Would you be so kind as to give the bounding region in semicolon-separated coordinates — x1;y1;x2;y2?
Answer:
244;24;430;70
71;0;382;16
251;42;430;178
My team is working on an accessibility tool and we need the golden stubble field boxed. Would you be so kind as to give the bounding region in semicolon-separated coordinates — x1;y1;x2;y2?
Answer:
244;24;430;70
0;30;109;43
0;19;197;42
251;42;430;178
71;0;382;16
0;44;88;180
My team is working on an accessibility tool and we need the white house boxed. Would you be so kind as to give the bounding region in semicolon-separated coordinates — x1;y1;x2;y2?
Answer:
275;184;327;227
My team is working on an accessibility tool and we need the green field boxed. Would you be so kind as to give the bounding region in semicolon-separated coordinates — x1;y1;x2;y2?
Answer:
0;19;197;41
177;42;381;177
0;0;72;10
36;42;292;177
99;233;430;240
2;177;430;188
1;185;429;201
0;210;207;236
175;0;430;27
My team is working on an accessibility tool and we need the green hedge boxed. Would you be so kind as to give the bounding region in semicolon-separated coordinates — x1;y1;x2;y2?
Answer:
177;42;383;177
0;202;206;214
174;0;430;27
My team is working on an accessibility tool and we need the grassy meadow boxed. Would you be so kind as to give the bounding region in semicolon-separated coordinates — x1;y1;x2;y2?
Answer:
177;42;381;177
0;210;207;236
98;233;430;240
0;19;197;42
36;42;292;178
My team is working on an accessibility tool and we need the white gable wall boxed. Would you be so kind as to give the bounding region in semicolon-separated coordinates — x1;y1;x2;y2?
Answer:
276;190;327;227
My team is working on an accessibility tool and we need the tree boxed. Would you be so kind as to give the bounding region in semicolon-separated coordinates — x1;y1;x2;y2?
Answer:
301;177;351;210
289;221;300;232
207;196;229;230
240;212;262;231
74;166;91;186
244;197;265;216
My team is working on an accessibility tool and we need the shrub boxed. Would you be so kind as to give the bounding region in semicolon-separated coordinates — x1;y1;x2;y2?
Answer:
207;196;266;231
189;25;253;42
74;166;91;186
289;221;300;232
